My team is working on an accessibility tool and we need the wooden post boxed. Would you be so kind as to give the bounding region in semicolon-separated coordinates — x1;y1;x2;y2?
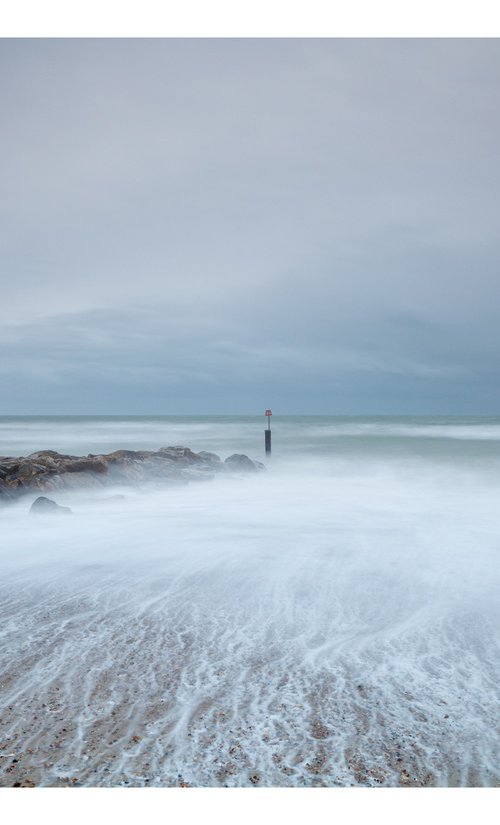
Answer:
265;409;272;454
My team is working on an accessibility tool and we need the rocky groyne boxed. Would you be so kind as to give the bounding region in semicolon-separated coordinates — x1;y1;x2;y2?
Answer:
0;447;265;503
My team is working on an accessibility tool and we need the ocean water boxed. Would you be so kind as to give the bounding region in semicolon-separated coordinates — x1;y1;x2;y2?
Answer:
0;416;499;787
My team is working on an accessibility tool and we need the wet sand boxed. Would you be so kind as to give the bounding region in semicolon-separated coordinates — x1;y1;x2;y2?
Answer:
1;569;499;788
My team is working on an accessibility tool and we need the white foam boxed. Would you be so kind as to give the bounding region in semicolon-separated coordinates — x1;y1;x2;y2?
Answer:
1;451;499;786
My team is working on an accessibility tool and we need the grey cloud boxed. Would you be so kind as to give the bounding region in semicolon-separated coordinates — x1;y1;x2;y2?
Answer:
1;39;500;412
0;301;495;415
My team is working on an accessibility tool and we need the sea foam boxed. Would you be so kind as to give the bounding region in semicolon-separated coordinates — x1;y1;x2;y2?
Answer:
0;417;499;786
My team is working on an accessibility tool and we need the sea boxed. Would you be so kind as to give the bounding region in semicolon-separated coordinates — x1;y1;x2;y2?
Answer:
0;415;499;787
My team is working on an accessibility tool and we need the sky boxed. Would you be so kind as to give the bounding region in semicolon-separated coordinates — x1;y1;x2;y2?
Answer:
1;38;500;415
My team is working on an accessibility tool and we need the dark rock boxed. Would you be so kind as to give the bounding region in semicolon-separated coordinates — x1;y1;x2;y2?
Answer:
158;446;203;463
224;454;265;473
30;496;72;515
26;453;108;474
62;457;109;474
27;450;72;460
39;472;106;491
0;478;16;501
0;445;265;501
102;449;154;462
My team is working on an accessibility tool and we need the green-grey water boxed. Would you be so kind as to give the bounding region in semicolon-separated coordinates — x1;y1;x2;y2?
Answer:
3;414;500;462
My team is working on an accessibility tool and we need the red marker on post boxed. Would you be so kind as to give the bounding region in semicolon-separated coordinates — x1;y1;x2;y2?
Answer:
265;409;272;454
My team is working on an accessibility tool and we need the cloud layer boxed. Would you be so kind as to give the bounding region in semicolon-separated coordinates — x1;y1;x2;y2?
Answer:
1;39;500;413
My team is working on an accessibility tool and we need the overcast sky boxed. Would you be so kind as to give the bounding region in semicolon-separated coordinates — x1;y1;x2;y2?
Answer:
1;38;500;414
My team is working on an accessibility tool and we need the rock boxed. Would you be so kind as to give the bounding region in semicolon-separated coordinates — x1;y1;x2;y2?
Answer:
0;478;16;501
39;472;105;491
27;453;108;475
101;449;154;462
158;446;203;463
198;451;227;471
0;446;265;502
61;457;108;474
224;454;265;473
30;496;72;515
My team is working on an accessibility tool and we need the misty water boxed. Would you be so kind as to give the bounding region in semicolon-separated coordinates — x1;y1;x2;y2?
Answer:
1;416;499;787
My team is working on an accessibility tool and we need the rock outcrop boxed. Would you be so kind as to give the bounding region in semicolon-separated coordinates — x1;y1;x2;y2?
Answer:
30;496;72;515
0;446;265;503
224;453;265;472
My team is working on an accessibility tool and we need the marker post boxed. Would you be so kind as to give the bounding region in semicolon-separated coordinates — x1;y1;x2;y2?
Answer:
265;409;272;454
